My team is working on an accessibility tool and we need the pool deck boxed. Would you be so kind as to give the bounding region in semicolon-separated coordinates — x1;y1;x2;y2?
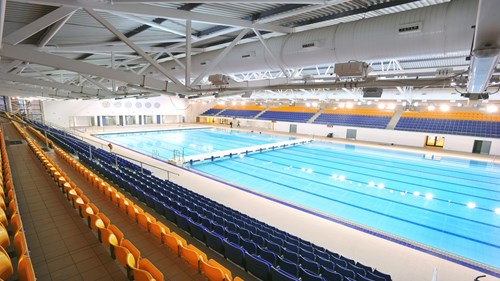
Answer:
68;123;499;281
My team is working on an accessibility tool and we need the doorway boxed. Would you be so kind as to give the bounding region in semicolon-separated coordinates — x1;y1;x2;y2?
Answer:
472;140;491;155
346;129;357;140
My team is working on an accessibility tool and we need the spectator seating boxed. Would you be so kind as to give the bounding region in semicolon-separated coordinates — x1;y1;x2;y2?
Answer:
258;106;317;123
200;105;226;116
217;105;265;119
395;111;500;138
314;109;392;129
0;123;36;281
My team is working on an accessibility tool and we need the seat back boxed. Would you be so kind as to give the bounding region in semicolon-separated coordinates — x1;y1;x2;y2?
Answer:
138;258;164;281
164;233;181;256
17;255;36;281
208;259;232;281
0;246;13;280
188;244;208;262
150;221;170;242
0;224;10;249
179;244;200;271
14;231;27;258
200;259;224;281
244;253;271;281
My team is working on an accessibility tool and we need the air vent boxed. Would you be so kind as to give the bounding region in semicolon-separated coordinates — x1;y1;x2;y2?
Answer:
170;66;177;70
302;41;319;49
241;51;256;59
200;61;210;66
398;22;422;34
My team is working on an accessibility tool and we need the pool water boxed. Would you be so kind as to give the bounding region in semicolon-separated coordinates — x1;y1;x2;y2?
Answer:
96;128;294;159
97;128;500;270
194;141;500;270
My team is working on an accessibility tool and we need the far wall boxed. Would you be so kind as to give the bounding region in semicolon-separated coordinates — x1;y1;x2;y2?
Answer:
42;96;187;128
210;117;500;156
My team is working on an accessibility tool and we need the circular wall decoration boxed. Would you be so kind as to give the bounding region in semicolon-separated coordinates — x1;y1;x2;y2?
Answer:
102;101;111;108
114;101;122;108
154;102;161;108
125;101;132;108
145;102;152;108
135;102;142;108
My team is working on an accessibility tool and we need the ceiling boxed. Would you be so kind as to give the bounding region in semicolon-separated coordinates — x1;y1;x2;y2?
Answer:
0;0;499;105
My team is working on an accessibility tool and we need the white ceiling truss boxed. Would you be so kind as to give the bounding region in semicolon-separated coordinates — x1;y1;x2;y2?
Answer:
0;0;498;103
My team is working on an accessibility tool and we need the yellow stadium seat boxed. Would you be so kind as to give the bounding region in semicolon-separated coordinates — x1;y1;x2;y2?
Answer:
17;255;36;281
14;231;28;258
0;224;9;250
150;221;170;243
132;258;164;281
0;246;13;280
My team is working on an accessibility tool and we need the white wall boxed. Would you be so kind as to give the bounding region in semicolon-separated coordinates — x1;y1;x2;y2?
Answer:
42;96;186;127
271;121;500;156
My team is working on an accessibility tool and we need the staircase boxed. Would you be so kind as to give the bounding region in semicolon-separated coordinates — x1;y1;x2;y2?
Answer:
253;108;268;119
308;109;323;123
385;109;404;129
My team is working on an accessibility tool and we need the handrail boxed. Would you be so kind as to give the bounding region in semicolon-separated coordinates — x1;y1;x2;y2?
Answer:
111;151;180;181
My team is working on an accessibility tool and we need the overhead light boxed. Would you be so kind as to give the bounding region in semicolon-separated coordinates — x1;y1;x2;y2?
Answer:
486;105;498;113
378;103;385;109
440;104;450;112
427;105;435;111
312;102;318;107
339;102;345;108
345;102;353;109
457;102;463;107
387;103;396;110
402;101;407;106
306;102;311;107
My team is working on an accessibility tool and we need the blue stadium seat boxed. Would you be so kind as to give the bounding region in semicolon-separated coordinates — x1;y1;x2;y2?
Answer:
277;256;299;278
245;253;271;281
320;265;342;281
205;231;225;255
270;266;300;281
335;265;356;279
223;240;246;268
299;267;325;281
299;256;320;274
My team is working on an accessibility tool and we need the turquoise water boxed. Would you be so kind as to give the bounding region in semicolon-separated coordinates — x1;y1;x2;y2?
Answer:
96;128;294;159
97;128;500;270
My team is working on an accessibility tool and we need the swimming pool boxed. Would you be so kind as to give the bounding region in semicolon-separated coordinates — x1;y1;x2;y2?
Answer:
97;128;500;272
96;128;294;159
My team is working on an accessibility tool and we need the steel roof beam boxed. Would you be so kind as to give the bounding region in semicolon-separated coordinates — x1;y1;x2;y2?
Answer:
191;28;250;86
85;8;185;87
37;10;76;47
3;6;79;45
0;43;187;94
0;72;115;97
9;0;292;34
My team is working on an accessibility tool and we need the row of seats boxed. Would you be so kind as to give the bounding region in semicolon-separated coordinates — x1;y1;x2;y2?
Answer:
54;138;242;281
259;112;315;123
395;118;500;138
0;123;37;281
219;110;261;118
29;118;393;281
21;117;246;281
401;111;500;121
11;119;164;281
313;115;390;129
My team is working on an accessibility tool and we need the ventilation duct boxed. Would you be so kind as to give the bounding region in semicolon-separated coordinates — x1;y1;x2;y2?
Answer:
157;0;477;80
466;48;500;94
